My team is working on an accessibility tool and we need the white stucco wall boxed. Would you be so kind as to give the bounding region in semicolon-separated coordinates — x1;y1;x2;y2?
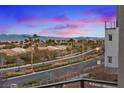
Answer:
105;27;119;68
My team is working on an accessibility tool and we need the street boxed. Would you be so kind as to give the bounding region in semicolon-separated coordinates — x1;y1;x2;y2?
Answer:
3;55;103;87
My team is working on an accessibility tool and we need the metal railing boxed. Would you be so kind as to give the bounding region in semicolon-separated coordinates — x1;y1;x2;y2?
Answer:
34;78;117;88
0;49;97;72
105;21;116;30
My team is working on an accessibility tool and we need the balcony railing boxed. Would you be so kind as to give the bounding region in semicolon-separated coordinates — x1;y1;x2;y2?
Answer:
105;21;116;30
34;78;117;88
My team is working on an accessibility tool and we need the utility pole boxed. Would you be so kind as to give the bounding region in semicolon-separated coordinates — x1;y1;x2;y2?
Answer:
82;39;84;61
31;43;34;73
71;41;73;55
82;39;84;53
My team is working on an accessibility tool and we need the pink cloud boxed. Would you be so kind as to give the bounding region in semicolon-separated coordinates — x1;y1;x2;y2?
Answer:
77;17;115;25
16;16;115;26
38;28;94;37
55;29;94;36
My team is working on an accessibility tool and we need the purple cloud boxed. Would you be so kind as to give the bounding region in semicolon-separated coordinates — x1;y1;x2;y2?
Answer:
80;7;116;22
0;26;11;34
16;15;70;24
47;24;80;30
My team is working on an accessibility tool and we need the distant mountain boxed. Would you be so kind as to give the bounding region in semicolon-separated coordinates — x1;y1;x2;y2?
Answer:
0;34;70;42
0;34;27;42
74;37;104;40
0;34;104;42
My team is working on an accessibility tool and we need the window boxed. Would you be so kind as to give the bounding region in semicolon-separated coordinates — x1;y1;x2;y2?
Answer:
108;34;112;41
108;56;112;63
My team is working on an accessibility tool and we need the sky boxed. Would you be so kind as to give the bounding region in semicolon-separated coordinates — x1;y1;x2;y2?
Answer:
0;5;116;37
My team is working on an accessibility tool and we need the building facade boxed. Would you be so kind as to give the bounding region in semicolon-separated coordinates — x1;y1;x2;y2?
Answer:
105;26;119;68
105;22;119;69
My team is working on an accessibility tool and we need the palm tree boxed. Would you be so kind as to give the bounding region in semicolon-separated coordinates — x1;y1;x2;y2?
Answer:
24;39;29;43
68;38;75;54
56;40;61;45
77;40;84;53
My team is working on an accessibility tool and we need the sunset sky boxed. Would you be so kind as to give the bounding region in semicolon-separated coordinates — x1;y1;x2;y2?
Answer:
0;5;116;37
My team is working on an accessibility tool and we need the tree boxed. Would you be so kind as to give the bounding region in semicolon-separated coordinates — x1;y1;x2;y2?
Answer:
56;40;61;45
67;38;75;54
46;39;56;46
24;39;29;43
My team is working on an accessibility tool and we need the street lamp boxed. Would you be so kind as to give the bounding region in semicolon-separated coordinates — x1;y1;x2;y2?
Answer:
82;40;84;53
82;40;84;61
31;44;34;73
95;47;100;51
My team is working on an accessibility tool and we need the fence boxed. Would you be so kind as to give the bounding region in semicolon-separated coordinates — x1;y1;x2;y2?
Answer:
35;78;117;88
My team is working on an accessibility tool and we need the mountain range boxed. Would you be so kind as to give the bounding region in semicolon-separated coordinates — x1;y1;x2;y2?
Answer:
0;34;104;42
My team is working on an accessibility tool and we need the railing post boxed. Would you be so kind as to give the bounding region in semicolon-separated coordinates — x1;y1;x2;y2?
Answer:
56;84;63;88
60;84;64;88
80;80;85;88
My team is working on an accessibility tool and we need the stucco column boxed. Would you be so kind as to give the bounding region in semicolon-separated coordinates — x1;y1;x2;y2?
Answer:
118;5;124;87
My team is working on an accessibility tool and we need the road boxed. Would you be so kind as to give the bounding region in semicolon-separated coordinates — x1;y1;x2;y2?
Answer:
3;55;103;87
55;52;80;59
0;48;97;72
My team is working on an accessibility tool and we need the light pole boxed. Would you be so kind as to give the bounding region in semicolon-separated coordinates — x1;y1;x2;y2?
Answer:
31;44;34;73
82;39;84;61
24;34;40;73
